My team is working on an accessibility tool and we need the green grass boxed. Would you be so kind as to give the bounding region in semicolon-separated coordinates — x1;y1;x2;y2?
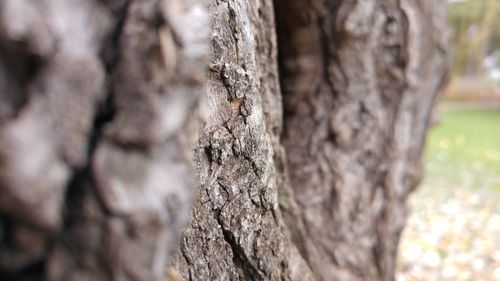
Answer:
423;106;500;194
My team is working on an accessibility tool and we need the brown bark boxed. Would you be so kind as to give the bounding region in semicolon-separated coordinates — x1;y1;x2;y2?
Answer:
0;0;207;280
275;0;448;280
174;0;447;281
172;1;314;280
0;0;448;281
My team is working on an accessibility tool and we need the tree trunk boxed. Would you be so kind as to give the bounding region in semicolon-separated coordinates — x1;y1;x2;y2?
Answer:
275;1;448;280
174;0;447;281
0;0;448;281
0;0;207;280
172;0;315;280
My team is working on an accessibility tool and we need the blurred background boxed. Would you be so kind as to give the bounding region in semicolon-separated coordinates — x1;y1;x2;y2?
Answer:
397;0;500;280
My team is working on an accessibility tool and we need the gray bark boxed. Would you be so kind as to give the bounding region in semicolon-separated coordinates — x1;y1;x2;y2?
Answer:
275;1;448;280
0;0;207;280
0;0;448;281
172;0;314;280
174;0;448;281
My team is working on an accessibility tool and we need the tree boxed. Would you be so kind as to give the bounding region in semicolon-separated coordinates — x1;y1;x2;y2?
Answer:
0;0;447;281
173;1;448;280
0;0;206;280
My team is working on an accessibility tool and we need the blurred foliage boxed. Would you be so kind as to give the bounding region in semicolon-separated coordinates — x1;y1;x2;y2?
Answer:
448;0;500;76
448;0;500;46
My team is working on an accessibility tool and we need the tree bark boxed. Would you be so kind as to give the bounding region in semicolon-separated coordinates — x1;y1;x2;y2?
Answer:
174;0;448;281
172;1;314;280
275;1;448;280
0;0;448;281
0;0;207;280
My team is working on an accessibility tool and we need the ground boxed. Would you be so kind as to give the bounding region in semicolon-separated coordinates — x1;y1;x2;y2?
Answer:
397;103;500;281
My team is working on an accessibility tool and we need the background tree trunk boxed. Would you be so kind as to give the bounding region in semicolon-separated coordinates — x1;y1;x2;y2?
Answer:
0;0;207;280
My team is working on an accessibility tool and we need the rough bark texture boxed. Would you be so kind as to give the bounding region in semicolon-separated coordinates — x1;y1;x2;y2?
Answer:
0;0;207;280
0;0;448;281
174;1;448;281
172;1;314;280
275;0;448;280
